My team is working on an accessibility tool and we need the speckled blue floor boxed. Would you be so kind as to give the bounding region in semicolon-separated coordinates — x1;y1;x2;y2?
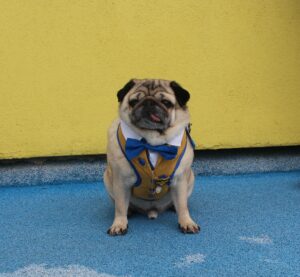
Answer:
0;172;300;277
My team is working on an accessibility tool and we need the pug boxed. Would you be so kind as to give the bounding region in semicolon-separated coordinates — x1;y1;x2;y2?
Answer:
104;79;200;236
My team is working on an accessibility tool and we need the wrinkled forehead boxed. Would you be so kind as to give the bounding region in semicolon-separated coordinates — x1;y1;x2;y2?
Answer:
129;79;175;99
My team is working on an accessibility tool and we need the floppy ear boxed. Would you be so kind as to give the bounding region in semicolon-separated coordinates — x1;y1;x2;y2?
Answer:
117;79;136;102
170;81;190;107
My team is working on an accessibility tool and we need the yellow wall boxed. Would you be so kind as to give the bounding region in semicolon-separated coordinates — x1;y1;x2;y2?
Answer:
0;0;299;159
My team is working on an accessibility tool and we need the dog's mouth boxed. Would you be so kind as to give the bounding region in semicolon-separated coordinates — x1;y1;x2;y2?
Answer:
149;113;162;123
130;99;170;131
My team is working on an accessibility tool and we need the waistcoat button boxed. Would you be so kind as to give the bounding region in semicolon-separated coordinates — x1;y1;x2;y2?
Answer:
138;158;145;166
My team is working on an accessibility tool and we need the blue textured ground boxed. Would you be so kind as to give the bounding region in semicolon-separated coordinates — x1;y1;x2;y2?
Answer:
0;172;300;276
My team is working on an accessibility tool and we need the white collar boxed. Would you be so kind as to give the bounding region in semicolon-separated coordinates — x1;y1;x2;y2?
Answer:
120;120;184;147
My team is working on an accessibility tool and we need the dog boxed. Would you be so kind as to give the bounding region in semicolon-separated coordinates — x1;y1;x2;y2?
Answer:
104;79;200;236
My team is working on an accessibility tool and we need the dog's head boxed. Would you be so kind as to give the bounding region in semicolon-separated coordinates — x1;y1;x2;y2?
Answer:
117;79;190;133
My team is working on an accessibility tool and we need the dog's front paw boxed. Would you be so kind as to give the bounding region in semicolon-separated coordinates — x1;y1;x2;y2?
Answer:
178;217;200;234
107;217;128;236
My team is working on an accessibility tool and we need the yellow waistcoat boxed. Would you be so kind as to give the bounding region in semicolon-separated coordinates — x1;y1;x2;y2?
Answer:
117;125;192;201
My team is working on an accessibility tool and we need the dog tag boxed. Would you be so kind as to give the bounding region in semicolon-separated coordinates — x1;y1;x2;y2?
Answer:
155;186;162;194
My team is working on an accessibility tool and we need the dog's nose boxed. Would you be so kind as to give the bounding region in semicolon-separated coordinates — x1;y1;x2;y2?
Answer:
143;98;157;108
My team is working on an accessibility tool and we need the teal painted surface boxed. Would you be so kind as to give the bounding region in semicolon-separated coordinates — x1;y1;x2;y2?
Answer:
0;172;300;276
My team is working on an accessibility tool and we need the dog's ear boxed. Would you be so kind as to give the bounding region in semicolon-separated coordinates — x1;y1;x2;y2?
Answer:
170;81;190;107
117;79;136;102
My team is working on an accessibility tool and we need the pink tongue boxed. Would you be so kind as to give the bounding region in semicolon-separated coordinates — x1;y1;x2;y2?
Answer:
150;113;161;122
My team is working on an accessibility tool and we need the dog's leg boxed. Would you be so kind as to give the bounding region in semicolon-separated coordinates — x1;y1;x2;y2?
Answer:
171;173;200;234
107;175;131;236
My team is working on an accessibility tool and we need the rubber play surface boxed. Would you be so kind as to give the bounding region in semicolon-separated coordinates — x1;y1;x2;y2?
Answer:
0;172;299;276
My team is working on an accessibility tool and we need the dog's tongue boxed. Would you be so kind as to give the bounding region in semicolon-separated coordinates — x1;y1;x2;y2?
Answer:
150;113;161;123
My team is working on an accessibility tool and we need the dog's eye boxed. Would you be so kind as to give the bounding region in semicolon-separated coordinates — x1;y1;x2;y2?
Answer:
129;99;139;107
162;100;174;108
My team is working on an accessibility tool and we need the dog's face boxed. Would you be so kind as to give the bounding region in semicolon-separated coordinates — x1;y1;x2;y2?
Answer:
117;79;190;132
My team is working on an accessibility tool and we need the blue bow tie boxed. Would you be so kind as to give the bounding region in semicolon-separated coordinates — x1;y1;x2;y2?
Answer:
125;138;178;161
